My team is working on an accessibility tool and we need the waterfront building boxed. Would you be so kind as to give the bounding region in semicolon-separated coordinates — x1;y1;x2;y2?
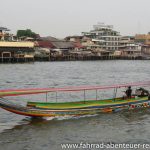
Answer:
142;45;150;56
82;23;121;51
81;37;100;50
35;37;76;59
37;36;75;51
35;40;54;49
120;43;142;58
0;41;35;62
120;36;141;51
117;36;142;58
120;36;135;49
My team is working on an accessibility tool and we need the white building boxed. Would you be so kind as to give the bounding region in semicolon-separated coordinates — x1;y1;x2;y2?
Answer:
82;23;121;51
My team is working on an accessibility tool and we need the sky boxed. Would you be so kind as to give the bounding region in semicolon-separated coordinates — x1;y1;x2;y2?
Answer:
0;0;150;38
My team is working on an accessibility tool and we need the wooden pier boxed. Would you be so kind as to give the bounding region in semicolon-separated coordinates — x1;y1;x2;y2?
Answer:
0;54;145;63
49;55;144;61
0;57;34;63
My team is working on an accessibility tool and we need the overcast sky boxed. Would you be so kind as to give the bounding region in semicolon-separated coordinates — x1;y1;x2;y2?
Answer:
0;0;149;38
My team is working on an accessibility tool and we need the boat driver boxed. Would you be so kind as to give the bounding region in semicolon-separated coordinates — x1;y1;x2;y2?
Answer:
125;86;132;98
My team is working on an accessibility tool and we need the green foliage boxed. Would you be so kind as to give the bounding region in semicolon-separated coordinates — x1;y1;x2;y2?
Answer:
17;29;36;38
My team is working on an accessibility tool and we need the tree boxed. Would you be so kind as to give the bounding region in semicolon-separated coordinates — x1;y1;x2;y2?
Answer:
17;29;36;38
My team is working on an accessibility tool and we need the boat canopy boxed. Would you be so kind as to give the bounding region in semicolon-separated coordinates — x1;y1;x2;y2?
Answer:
0;81;150;97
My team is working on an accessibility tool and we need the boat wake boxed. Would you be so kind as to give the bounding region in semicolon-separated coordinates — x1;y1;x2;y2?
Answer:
43;114;98;121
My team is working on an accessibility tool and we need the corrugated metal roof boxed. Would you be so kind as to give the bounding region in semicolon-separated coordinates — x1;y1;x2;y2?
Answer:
37;36;75;49
0;42;34;48
51;41;75;49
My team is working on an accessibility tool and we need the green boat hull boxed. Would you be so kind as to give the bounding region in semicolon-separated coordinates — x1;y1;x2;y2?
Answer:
0;96;150;117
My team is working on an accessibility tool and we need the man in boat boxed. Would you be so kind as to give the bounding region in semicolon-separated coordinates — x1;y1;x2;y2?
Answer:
125;86;132;98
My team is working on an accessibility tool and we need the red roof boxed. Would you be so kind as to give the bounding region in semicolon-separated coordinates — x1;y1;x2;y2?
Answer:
36;41;55;48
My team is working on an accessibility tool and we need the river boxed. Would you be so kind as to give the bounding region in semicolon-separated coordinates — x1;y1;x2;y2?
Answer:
0;60;150;150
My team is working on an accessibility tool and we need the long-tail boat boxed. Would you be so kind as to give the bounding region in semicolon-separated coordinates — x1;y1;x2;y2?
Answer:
0;81;150;118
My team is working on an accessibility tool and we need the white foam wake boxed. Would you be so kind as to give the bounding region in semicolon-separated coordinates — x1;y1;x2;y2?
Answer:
43;114;98;121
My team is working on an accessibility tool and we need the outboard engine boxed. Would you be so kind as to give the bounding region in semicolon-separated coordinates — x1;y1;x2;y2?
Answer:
135;88;149;97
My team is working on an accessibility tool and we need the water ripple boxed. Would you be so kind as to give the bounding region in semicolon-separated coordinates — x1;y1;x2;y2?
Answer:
1;60;150;149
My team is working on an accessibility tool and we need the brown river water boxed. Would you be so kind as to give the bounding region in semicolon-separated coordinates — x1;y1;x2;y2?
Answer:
0;60;150;150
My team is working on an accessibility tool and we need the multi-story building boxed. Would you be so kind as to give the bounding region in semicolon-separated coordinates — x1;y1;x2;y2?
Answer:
119;36;142;56
120;36;135;48
82;23;121;51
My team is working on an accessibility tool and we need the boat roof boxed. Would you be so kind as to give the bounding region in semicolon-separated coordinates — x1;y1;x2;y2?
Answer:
0;81;150;97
